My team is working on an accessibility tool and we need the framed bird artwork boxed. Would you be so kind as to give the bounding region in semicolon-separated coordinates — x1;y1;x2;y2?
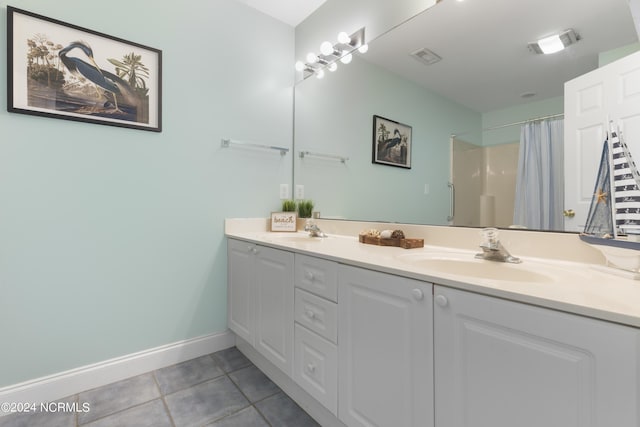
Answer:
7;6;162;132
372;115;412;168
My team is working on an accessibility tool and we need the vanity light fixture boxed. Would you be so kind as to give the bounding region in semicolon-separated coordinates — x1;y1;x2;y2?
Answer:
294;27;366;80
528;29;580;54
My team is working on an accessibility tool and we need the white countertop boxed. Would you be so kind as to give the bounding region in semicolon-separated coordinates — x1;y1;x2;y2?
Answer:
225;219;640;328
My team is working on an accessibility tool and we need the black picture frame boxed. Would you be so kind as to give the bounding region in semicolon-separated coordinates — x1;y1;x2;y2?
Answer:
372;115;412;168
7;6;162;132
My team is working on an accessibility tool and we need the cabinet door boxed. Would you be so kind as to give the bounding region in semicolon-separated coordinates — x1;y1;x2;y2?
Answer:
434;285;640;427
254;246;295;376
338;265;434;427
227;239;256;345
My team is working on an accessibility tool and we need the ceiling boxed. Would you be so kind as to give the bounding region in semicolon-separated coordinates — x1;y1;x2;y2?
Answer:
363;0;639;113
237;0;327;26
244;0;639;113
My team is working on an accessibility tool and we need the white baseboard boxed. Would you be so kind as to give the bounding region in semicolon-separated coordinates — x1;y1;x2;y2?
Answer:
0;330;235;414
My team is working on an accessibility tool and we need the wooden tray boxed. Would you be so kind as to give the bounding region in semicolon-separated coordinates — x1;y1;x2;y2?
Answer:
359;234;424;249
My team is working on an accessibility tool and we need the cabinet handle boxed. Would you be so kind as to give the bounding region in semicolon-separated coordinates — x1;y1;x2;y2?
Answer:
435;294;449;307
305;271;315;281
412;288;424;301
305;310;316;320
306;363;316;373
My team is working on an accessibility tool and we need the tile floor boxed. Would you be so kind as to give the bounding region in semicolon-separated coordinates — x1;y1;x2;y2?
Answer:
0;347;320;427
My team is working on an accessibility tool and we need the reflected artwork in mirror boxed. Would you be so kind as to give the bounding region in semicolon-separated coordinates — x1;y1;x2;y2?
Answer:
293;0;639;231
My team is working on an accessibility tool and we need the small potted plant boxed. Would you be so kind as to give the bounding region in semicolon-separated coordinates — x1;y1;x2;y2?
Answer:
281;199;297;212
297;199;314;218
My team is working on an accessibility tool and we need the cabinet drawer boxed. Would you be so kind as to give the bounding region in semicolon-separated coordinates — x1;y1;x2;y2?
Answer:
295;288;338;343
294;324;338;416
295;254;338;302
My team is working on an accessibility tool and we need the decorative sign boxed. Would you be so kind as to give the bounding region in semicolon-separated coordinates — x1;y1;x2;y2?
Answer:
270;212;297;232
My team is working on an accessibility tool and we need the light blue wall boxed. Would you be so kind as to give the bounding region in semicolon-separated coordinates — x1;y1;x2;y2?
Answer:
0;0;293;387
294;56;480;224
599;42;640;66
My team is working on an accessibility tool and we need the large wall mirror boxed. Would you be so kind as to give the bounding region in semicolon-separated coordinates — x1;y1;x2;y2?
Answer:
293;0;639;232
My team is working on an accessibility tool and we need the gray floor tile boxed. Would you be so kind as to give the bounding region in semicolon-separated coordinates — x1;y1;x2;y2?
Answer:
165;375;249;427
211;347;252;373
154;355;224;395
0;408;75;427
228;364;281;402
82;399;172;427
208;406;269;427
77;373;160;424
255;392;320;427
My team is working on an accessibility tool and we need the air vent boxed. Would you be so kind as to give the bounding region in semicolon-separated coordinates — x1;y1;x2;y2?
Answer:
410;47;442;65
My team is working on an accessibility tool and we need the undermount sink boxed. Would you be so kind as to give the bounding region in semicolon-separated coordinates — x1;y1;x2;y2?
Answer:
396;253;555;283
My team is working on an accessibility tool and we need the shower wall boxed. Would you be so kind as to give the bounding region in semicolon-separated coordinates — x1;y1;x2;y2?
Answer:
452;138;519;228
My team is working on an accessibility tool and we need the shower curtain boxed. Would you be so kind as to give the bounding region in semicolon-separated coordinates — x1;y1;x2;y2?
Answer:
513;118;564;230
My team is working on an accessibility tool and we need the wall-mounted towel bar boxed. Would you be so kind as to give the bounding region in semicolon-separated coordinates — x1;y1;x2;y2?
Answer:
221;138;289;156
299;151;349;163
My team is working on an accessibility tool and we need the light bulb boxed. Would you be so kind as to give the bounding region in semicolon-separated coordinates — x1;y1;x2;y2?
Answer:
340;52;352;64
337;31;351;44
537;34;564;54
358;44;369;54
328;62;338;72
316;69;325;79
306;52;319;63
295;61;305;72
320;41;334;56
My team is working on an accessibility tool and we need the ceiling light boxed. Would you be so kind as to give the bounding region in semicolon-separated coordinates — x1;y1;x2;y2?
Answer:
320;41;334;56
340;52;352;64
528;29;580;54
294;28;365;79
337;31;351;44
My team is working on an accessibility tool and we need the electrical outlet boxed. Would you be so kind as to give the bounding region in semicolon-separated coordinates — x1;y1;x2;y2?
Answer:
295;184;305;200
279;184;290;199
424;183;430;195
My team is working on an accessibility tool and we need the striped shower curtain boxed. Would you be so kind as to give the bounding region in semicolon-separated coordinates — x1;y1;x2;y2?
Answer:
513;118;564;231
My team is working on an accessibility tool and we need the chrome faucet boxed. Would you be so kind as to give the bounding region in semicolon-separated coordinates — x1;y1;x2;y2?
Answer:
475;228;521;263
304;220;327;238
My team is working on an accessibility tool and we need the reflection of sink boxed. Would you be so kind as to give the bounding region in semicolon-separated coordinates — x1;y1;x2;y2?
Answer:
396;254;555;283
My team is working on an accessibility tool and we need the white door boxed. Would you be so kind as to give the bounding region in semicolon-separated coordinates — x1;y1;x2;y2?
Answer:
338;265;433;427
227;239;256;345
254;246;294;376
564;50;640;232
434;285;640;427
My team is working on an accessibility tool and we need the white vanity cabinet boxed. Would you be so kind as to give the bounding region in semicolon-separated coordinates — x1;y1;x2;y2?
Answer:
433;285;640;427
338;264;434;427
227;238;294;376
293;254;339;416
